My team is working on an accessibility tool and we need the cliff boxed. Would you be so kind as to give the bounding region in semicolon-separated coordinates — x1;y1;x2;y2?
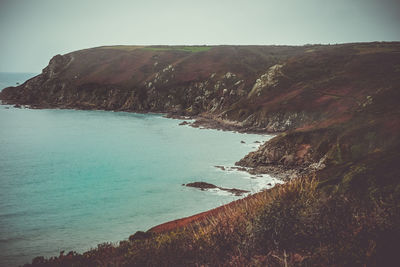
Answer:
2;43;399;186
2;43;400;266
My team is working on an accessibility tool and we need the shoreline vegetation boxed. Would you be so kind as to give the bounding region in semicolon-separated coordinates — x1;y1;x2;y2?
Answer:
1;42;399;266
22;176;400;266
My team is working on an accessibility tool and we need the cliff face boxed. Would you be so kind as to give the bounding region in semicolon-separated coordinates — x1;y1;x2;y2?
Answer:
1;43;400;193
0;45;321;131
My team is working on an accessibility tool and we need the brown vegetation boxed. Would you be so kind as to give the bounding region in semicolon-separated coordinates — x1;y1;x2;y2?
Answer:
25;175;400;266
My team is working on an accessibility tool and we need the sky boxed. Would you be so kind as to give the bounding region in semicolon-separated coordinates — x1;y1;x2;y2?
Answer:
0;0;399;72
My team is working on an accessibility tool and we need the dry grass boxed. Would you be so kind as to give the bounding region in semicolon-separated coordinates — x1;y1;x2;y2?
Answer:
355;45;400;55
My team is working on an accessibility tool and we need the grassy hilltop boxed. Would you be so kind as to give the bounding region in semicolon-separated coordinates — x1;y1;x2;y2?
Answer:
1;42;400;266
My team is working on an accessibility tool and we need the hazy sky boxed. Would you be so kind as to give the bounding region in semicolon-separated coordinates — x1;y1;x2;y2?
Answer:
0;0;399;72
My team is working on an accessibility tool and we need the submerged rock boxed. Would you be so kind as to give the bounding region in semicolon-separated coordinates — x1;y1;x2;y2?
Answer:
214;165;226;171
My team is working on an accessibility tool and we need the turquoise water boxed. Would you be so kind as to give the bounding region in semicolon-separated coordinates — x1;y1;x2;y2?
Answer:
0;74;278;266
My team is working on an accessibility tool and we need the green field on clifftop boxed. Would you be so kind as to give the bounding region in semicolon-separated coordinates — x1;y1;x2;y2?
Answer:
142;45;213;52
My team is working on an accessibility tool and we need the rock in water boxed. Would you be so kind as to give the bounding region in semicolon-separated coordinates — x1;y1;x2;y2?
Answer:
185;182;250;196
185;182;217;190
214;165;226;171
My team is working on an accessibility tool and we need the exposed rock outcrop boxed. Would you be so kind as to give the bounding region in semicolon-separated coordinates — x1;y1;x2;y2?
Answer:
248;64;284;97
185;182;250;196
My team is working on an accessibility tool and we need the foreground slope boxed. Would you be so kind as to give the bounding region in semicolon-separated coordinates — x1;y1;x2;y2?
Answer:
1;43;400;266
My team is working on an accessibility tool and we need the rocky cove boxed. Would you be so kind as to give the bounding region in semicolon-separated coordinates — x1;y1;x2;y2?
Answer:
0;104;281;267
0;46;329;181
1;43;400;266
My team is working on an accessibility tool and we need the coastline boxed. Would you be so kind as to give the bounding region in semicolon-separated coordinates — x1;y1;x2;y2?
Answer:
0;104;289;266
2;102;296;182
0;100;296;181
2;43;399;266
3;101;296;181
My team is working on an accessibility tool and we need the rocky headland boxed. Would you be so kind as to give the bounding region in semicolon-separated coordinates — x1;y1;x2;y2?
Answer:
2;43;399;184
2;43;400;266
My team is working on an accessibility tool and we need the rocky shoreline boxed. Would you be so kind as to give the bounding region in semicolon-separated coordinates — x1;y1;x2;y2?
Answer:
2;44;400;265
154;108;304;182
178;115;304;181
3;102;292;189
183;114;328;183
0;44;356;188
1;101;308;183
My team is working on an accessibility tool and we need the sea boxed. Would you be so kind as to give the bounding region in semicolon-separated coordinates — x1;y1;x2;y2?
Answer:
0;73;280;266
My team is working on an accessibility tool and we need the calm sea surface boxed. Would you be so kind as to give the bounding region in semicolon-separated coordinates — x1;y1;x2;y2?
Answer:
0;73;279;266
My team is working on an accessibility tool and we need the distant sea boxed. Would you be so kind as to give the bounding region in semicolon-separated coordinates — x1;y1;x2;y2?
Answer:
0;73;280;266
0;72;37;92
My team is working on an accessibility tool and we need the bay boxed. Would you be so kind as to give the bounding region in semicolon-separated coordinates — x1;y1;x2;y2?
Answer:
0;74;279;266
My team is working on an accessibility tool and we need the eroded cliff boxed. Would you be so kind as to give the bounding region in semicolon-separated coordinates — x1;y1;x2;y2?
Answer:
1;43;400;193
